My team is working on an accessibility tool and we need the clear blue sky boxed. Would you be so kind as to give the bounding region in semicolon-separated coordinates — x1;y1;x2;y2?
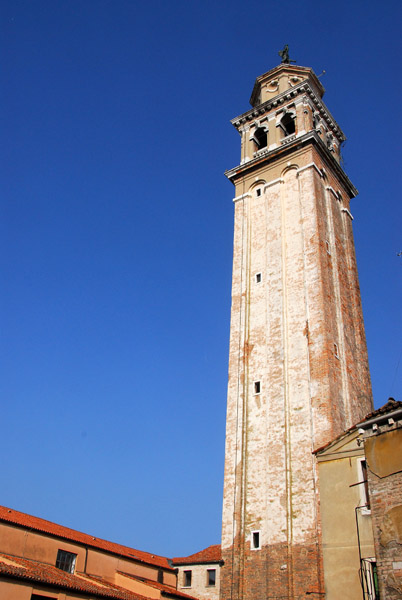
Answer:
1;0;401;559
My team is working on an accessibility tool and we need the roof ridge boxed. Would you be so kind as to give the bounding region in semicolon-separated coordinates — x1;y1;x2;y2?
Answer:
0;505;171;570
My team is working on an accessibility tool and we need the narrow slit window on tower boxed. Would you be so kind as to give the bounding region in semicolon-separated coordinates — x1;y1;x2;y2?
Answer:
334;343;339;359
254;381;261;395
255;272;262;283
256;188;261;197
254;127;268;149
251;531;260;550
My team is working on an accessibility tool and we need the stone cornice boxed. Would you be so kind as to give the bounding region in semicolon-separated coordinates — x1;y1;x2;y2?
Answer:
225;130;358;198
231;81;345;144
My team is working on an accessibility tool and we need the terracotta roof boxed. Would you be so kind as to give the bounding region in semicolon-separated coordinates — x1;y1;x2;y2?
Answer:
117;571;199;600
0;552;149;600
313;398;402;454
0;505;171;571
358;398;402;425
172;544;221;566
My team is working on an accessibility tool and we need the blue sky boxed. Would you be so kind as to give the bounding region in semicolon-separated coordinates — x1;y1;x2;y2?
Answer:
1;0;401;558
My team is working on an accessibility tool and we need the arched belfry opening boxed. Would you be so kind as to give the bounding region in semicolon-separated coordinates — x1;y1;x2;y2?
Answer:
253;127;268;150
280;112;295;136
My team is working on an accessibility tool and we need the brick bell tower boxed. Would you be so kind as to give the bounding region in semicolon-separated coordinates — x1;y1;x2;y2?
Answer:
220;56;373;600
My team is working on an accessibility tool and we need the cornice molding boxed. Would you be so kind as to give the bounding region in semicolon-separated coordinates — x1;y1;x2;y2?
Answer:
232;81;345;144
233;193;252;203
225;130;358;198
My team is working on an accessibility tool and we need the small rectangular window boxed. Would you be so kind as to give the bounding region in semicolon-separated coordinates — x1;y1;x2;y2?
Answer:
207;568;216;586
251;531;260;550
157;569;163;584
255;272;262;283
256;188;261;197
55;549;77;573
254;381;261;395
183;570;192;587
358;458;370;510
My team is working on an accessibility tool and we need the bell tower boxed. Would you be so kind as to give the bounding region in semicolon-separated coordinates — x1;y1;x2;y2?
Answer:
220;59;373;599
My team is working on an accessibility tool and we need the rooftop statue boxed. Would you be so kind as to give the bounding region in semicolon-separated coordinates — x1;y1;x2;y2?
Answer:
278;44;296;64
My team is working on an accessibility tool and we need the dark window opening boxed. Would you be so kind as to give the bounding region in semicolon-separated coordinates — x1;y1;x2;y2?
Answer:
31;595;58;600
254;127;268;149
256;273;262;283
184;570;192;587
207;569;216;586
361;460;370;509
157;569;163;584
252;531;260;549
55;549;77;573
254;381;261;394
256;188;261;197
281;113;295;136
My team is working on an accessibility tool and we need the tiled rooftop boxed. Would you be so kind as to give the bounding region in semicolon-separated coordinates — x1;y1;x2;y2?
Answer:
359;398;402;423
0;552;149;600
117;571;198;599
172;544;221;565
0;505;171;570
313;398;402;454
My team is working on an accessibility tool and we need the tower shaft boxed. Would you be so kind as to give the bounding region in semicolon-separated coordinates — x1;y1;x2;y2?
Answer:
221;64;372;600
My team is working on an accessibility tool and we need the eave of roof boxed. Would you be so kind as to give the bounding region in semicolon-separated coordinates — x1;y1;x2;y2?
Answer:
0;505;172;571
313;400;402;455
172;544;221;566
357;399;402;428
117;571;199;600
0;552;149;600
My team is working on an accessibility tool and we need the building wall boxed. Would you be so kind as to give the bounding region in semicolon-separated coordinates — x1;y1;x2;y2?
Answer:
0;521;175;589
0;580;32;600
221;65;373;600
316;431;375;599
176;563;220;600
365;426;402;599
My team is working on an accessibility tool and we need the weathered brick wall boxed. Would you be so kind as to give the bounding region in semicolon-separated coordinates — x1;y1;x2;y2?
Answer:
221;150;372;599
221;66;373;600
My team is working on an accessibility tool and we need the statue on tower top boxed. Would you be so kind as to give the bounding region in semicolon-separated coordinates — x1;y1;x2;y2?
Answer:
278;44;296;64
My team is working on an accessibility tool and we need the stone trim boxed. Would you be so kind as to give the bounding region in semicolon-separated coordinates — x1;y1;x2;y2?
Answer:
225;131;358;198
264;177;283;189
296;162;322;177
341;207;354;220
231;81;345;144
233;193;252;203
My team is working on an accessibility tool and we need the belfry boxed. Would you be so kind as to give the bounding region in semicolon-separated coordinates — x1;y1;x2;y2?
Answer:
220;56;373;599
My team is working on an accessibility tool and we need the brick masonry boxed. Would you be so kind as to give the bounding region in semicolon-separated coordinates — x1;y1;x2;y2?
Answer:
220;65;373;600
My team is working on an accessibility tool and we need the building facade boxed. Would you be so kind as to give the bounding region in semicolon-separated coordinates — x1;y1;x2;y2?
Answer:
0;505;196;600
173;544;222;600
220;61;373;599
358;399;402;599
315;426;377;599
